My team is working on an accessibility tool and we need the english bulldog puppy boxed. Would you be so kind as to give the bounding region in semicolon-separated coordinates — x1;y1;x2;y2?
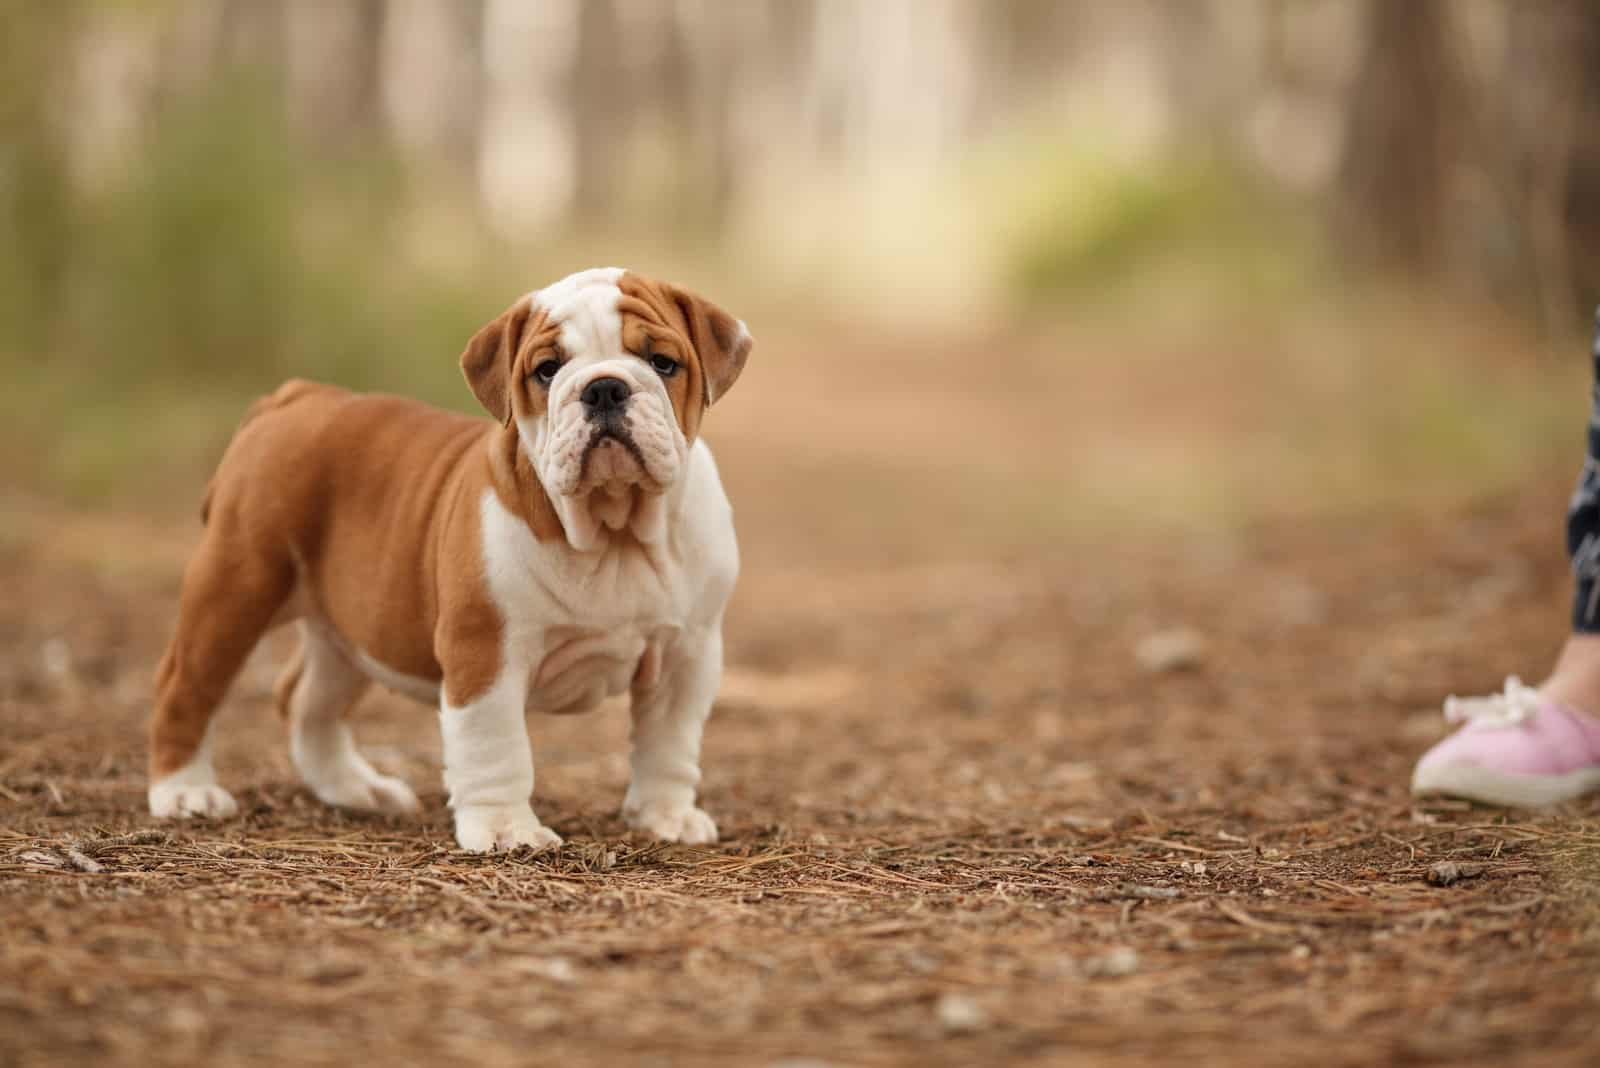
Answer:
146;268;750;852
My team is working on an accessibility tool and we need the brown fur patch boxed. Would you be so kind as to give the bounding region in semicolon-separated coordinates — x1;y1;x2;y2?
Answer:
503;306;564;429
272;638;306;722
617;273;752;441
433;487;505;708
149;385;517;778
460;298;532;425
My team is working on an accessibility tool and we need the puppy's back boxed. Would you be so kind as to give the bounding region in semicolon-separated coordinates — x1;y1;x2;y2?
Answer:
200;381;487;548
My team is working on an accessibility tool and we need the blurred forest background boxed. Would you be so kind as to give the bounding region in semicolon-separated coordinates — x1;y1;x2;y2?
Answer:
4;0;1600;546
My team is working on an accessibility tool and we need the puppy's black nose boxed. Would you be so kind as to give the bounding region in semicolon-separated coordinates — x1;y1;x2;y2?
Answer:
580;377;630;414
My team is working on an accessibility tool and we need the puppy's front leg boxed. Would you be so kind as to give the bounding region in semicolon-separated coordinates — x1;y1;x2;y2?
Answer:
439;674;561;853
623;625;723;845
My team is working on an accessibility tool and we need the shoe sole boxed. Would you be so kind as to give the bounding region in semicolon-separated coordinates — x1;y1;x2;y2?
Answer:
1411;762;1600;807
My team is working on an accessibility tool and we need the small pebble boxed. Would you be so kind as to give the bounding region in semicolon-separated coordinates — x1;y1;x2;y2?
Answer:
41;638;72;679
165;1005;208;1038
1135;628;1206;673
521;957;576;984
935;992;987;1034
1084;946;1140;978
1426;861;1484;886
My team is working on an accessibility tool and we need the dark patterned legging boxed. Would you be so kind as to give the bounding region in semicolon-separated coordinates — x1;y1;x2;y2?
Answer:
1568;311;1600;631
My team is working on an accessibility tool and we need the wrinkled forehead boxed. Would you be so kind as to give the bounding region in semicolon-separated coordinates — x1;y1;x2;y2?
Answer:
531;266;625;359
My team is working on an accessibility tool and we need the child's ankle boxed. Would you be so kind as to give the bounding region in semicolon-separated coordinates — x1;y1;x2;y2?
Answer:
1539;634;1600;721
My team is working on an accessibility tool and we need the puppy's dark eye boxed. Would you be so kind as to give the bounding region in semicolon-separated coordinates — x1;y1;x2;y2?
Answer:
649;353;679;378
532;359;562;386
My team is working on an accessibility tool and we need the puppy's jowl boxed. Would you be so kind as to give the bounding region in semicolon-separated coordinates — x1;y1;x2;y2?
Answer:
147;268;751;852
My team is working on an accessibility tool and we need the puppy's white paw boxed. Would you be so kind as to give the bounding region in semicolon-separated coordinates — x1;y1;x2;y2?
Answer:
453;803;563;854
624;799;718;844
311;768;421;816
149;782;239;820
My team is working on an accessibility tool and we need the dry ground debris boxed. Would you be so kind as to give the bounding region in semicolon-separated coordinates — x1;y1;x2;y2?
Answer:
3;481;1599;1066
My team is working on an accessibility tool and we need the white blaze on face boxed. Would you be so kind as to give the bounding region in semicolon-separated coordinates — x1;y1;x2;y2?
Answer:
515;268;690;544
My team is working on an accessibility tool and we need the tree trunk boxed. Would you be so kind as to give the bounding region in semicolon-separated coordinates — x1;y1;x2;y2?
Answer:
283;0;388;151
437;0;485;173
1335;0;1463;277
570;0;625;223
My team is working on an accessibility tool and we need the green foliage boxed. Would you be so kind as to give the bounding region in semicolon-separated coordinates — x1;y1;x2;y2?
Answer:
0;74;507;503
78;82;300;388
999;147;1311;306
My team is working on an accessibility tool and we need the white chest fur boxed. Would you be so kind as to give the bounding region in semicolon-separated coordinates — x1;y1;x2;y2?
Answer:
477;439;737;714
438;437;736;853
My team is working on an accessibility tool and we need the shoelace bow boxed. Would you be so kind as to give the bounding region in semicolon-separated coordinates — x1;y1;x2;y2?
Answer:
1443;675;1542;727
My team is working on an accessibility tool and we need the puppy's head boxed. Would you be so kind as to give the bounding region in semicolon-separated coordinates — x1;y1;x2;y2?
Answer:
461;267;751;501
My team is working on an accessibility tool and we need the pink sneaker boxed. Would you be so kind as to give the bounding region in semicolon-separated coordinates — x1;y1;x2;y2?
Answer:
1411;676;1600;806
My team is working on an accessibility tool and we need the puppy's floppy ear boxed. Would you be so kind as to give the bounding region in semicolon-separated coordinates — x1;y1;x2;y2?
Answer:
460;297;532;424
668;285;752;407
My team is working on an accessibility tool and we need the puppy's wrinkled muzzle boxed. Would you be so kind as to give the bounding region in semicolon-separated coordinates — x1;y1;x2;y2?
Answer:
535;373;683;501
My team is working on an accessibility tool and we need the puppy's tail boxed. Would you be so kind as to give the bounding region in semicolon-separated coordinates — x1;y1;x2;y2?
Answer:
200;379;322;525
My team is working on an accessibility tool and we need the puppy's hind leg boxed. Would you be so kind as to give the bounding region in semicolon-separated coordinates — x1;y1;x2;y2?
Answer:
276;624;420;815
149;533;293;820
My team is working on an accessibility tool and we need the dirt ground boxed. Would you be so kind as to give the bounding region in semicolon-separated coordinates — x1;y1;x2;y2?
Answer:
3;318;1600;1066
2;477;1597;1067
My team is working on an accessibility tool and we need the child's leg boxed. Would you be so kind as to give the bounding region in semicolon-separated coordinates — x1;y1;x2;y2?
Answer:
1541;311;1600;714
1411;311;1600;805
1563;310;1600;638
